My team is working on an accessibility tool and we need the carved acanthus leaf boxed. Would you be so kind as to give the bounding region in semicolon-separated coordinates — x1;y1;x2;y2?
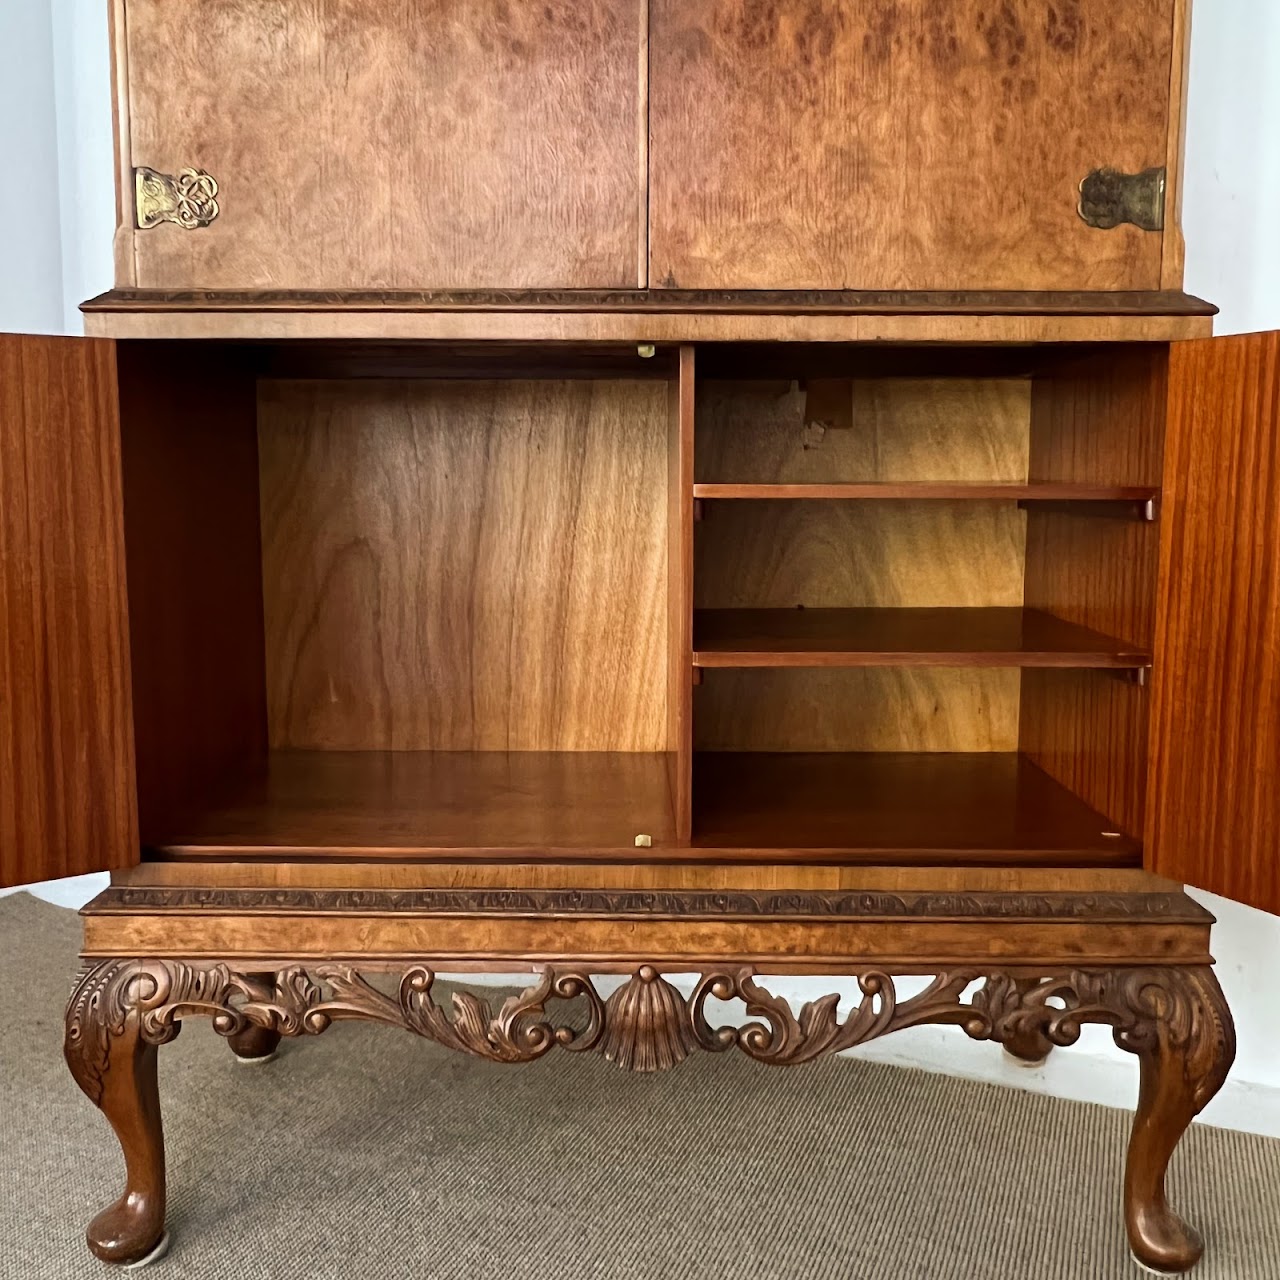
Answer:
64;961;1234;1088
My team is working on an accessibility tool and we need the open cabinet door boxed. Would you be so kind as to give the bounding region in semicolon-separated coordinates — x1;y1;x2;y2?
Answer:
0;335;137;887
1148;331;1280;911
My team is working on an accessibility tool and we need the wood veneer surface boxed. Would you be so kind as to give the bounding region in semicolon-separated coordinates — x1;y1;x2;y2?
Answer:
667;348;696;839
1149;332;1280;912
123;0;645;289
258;378;669;753
149;750;675;858
692;607;1150;669
695;378;1030;485
694;668;1020;753
649;0;1176;290
694;375;1030;753
692;752;1140;863
0;336;137;886
144;748;1138;868
117;345;269;844
1020;346;1167;843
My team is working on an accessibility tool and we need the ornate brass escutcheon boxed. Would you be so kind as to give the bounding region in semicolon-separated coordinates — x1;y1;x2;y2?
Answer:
134;166;220;231
1078;166;1166;232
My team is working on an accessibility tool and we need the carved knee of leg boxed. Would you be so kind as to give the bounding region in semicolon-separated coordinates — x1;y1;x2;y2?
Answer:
65;961;171;1266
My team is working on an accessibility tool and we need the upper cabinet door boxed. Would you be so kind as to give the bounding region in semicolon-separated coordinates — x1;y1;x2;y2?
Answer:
1148;332;1280;913
119;0;646;291
0;336;138;888
649;0;1179;291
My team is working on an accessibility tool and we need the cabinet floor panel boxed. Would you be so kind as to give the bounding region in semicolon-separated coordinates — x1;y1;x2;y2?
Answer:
150;751;675;859
693;607;1149;669
692;753;1141;864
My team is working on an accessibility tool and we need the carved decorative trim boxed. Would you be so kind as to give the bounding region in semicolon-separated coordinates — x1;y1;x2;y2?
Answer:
90;886;1211;923
134;167;220;231
65;960;1233;1081
82;288;1217;317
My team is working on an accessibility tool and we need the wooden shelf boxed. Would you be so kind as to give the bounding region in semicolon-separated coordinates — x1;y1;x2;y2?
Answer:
150;751;676;859
692;753;1141;864
692;607;1150;670
692;482;1159;501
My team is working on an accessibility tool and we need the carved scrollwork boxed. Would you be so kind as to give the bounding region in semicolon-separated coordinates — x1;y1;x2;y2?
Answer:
67;960;1232;1087
66;959;1233;1275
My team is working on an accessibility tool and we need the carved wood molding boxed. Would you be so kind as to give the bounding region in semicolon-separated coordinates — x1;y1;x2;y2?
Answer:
83;288;1218;317
89;886;1211;923
66;960;1233;1081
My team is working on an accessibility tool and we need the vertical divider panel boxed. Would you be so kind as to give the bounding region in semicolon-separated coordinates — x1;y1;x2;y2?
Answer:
667;345;695;842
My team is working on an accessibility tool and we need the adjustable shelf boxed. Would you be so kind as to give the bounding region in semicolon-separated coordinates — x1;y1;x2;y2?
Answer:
692;482;1159;502
692;607;1151;670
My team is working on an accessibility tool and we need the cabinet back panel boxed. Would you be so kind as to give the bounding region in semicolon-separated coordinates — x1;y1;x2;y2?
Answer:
650;0;1175;290
123;0;645;290
696;378;1031;484
259;379;669;752
695;669;1019;753
695;502;1026;610
695;376;1028;751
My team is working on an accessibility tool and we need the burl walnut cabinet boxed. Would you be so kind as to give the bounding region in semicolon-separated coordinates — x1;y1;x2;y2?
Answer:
2;1;1275;1273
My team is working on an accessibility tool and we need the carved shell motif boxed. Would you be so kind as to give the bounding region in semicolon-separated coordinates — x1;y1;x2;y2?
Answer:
598;967;698;1073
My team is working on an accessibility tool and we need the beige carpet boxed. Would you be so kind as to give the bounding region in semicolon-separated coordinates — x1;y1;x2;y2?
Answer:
2;892;1278;1280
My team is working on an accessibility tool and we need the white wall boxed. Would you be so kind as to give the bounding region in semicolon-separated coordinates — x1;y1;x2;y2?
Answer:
51;0;114;331
3;0;1279;1132
0;3;65;333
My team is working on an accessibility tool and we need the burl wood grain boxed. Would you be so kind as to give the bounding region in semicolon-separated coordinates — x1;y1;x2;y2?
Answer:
1021;347;1168;843
258;379;669;752
0;336;137;887
650;0;1176;290
1149;332;1280;912
116;344;269;846
694;376;1027;752
123;0;645;289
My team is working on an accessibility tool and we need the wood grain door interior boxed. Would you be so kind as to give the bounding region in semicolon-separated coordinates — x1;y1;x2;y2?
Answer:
649;0;1178;291
121;0;648;291
1148;331;1280;914
0;335;138;888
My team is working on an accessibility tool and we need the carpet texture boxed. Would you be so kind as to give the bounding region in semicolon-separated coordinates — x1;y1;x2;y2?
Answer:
2;891;1278;1280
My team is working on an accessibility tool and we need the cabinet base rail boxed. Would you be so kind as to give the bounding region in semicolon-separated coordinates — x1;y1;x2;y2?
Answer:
65;955;1232;1274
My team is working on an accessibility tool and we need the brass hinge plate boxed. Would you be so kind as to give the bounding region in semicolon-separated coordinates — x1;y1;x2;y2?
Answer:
135;166;220;231
1078;167;1166;232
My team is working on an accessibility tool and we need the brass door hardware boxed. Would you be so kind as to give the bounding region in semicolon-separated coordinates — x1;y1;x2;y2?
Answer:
135;166;220;230
1078;167;1166;232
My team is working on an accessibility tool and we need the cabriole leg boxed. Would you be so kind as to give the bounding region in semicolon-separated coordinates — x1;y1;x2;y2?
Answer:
1116;967;1235;1274
64;961;170;1266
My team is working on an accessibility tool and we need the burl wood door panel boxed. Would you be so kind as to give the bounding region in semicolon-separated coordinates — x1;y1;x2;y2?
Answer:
122;0;646;290
649;0;1176;290
1148;332;1280;914
0;336;137;887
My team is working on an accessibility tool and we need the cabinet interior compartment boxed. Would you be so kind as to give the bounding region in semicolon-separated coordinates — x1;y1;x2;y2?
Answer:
115;340;1167;868
690;344;1168;865
117;342;684;860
